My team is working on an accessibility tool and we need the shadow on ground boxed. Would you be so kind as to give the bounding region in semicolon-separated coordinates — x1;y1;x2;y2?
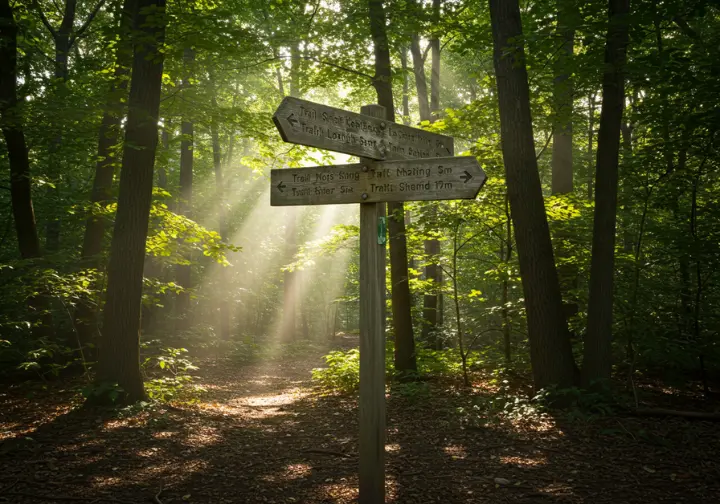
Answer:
1;336;719;503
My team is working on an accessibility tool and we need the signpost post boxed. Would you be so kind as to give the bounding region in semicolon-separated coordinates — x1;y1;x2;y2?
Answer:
270;98;487;504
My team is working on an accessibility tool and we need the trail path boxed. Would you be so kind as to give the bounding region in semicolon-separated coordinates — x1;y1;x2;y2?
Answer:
1;338;719;503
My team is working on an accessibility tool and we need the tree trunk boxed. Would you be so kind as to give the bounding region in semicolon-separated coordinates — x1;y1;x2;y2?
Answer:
1;0;42;260
368;0;417;376
211;89;230;341
409;35;430;123
409;15;445;347
400;47;410;125
94;0;166;404
489;0;575;390
551;4;578;339
159;126;169;189
175;47;194;330
429;0;441;118
587;91;596;200
44;0;78;251
75;0;138;352
551;4;575;195
582;0;631;385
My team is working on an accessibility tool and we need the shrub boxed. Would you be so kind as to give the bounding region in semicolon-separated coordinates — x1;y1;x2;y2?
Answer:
312;349;360;393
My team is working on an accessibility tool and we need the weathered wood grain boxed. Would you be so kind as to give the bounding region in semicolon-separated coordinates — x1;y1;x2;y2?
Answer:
270;156;486;206
273;96;454;160
358;104;387;504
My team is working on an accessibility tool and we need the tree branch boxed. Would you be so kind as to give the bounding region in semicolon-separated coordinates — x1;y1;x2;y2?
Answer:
33;1;57;38
535;130;553;160
69;0;107;48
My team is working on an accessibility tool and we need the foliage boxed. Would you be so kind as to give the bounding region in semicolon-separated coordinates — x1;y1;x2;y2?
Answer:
312;349;361;394
141;345;205;403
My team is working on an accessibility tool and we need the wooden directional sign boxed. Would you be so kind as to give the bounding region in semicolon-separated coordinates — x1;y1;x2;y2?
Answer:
271;156;486;206
273;97;454;161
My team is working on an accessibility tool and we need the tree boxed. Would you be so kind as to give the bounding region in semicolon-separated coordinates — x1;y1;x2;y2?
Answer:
175;46;195;330
76;0;138;353
582;0;631;385
489;0;576;389
1;0;42;260
94;0;167;404
368;0;417;376
34;0;107;251
551;1;576;195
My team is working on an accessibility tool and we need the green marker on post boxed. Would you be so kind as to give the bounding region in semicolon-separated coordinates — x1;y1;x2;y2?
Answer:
377;216;387;245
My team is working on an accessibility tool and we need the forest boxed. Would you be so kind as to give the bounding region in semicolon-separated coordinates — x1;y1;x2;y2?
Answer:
1;0;720;502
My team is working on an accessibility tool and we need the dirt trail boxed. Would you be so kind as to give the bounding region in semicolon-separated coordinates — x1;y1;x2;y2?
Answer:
1;338;719;503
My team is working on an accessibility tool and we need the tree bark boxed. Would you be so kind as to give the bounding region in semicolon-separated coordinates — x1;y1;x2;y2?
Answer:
400;47;410;125
75;0;138;352
368;0;417;376
551;4;575;195
408;13;445;348
429;0;441;118
211;89;230;340
1;0;42;260
489;0;576;389
94;0;166;404
587;91;596;200
175;47;194;330
582;0;631;385
408;35;430;123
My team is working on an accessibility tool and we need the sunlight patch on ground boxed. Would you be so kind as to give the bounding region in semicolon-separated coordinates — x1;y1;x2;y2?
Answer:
0;403;74;440
184;425;223;447
261;462;313;483
443;444;467;459
499;454;547;467
385;443;400;453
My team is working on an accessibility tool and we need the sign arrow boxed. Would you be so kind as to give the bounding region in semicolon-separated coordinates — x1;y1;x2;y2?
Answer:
273;97;454;161
271;156;486;206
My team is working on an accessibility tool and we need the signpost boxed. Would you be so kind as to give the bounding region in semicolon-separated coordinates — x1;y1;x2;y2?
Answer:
270;98;487;504
273;96;454;161
271;156;486;206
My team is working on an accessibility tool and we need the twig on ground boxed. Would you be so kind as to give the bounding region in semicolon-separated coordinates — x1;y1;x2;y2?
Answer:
154;486;164;504
1;493;134;503
0;479;19;493
301;448;352;458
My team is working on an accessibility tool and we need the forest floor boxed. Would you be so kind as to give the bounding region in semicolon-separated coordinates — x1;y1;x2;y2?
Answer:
1;335;719;504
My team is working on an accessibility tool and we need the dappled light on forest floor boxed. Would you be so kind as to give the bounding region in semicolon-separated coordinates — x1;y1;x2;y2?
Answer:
1;342;719;503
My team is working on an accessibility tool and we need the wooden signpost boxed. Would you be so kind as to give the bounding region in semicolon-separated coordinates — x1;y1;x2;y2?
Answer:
270;156;487;206
271;98;486;504
273;96;455;161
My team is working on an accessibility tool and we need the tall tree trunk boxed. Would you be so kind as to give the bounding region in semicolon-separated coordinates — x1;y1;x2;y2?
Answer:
94;0;166;404
175;47;194;330
587;91;596;200
489;0;576;389
582;0;631;385
551;3;575;194
44;0;78;251
75;0;138;352
1;0;42;260
400;47;410;125
210;89;230;340
409;35;430;123
408;15;445;348
159;126;169;189
368;0;417;376
551;3;578;340
429;0;441;118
